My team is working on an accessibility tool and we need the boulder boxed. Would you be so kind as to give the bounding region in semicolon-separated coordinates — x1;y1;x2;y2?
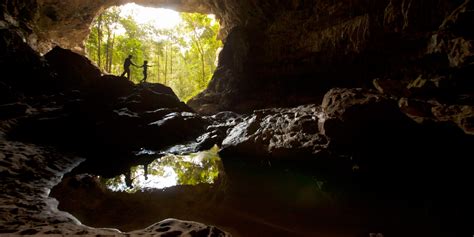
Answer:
44;46;101;89
140;108;183;124
220;104;328;160
318;87;474;185
87;75;134;103
144;112;210;149
372;78;409;98
432;104;474;135
399;97;474;135
123;87;191;113
398;97;437;122
195;111;243;150
139;82;177;96
92;106;200;152
128;219;230;237
320;88;417;153
427;0;474;68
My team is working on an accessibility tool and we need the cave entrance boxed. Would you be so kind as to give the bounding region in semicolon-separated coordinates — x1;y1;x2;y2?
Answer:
85;3;222;102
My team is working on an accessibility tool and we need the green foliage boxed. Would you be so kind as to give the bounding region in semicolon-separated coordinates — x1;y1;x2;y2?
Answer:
103;146;222;193
85;8;222;101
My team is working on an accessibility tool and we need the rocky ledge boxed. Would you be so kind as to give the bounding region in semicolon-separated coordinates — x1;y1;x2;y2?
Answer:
0;138;229;236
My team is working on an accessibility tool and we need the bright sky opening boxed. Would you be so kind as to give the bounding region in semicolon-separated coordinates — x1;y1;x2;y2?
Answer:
120;3;182;29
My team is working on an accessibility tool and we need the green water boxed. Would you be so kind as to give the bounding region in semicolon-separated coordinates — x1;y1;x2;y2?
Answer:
104;145;221;193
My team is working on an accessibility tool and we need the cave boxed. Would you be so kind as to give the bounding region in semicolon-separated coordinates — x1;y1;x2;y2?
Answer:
1;0;473;236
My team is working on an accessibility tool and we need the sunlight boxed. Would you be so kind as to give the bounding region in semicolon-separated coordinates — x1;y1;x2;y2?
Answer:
87;4;222;101
103;146;222;193
119;3;181;29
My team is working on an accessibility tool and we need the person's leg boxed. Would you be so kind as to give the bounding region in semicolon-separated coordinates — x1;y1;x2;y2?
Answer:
126;68;131;80
120;70;126;77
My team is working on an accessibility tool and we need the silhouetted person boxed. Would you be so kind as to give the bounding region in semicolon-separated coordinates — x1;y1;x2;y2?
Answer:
125;169;133;188
139;60;152;83
144;163;149;180
120;55;137;80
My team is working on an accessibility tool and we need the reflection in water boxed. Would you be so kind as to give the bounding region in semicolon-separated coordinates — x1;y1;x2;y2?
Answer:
104;146;221;193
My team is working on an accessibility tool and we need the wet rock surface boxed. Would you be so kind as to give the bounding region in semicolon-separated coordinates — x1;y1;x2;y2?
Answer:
0;139;229;235
0;139;103;235
319;88;417;153
128;219;230;237
220;105;328;160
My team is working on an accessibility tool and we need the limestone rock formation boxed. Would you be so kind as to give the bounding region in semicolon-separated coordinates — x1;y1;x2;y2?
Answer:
217;88;418;162
319;88;416;152
217;86;472;185
44;46;102;89
220;105;328;160
128;218;230;236
192;0;474;113
0;0;212;53
195;111;243;151
400;98;474;135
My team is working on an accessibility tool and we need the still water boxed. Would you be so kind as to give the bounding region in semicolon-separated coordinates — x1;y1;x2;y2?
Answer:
51;146;462;237
104;146;221;192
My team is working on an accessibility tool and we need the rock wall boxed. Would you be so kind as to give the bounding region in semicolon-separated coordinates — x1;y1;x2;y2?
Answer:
0;0;212;53
191;0;473;113
2;0;473;114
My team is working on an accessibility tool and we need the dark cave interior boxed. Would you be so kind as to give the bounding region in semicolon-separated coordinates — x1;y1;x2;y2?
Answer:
0;0;473;236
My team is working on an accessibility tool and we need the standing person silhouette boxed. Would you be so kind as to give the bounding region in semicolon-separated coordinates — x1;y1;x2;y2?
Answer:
120;55;137;80
139;60;152;83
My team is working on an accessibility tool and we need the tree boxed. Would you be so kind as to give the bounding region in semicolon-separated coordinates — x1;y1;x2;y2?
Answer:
180;13;222;95
86;7;122;73
85;7;222;101
102;8;121;72
96;14;102;68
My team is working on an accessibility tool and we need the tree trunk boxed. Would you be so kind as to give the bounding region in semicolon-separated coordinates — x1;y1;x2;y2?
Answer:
105;26;111;72
108;33;115;73
169;46;173;82
194;40;206;87
97;14;102;68
156;54;160;83
164;45;168;85
190;30;206;88
200;52;205;87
